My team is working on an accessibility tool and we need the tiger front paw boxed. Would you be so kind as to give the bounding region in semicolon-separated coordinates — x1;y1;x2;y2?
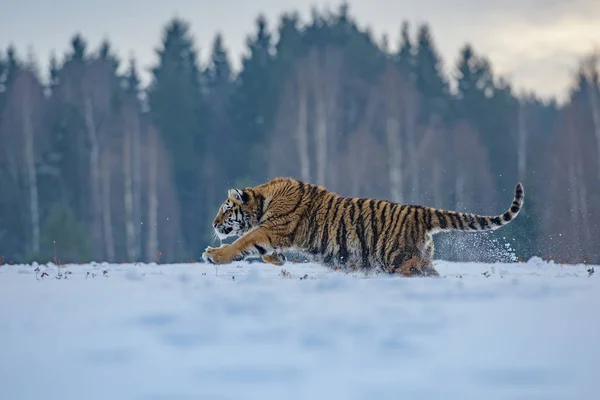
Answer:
202;244;233;264
262;252;287;266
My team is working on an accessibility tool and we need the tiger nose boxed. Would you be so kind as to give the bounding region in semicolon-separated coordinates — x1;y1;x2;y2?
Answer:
212;222;218;228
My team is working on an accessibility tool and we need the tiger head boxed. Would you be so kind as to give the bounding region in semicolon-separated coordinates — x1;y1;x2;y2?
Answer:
211;188;262;240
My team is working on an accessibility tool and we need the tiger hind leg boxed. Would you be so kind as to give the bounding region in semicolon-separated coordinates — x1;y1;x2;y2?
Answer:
420;237;440;276
387;250;439;277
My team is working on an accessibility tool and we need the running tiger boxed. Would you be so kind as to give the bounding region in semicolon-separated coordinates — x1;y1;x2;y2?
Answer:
202;177;524;277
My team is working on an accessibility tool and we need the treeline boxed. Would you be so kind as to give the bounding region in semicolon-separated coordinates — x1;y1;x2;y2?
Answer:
0;4;599;264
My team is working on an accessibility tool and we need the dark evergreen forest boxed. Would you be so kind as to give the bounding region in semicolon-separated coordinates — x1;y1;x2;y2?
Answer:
1;5;599;264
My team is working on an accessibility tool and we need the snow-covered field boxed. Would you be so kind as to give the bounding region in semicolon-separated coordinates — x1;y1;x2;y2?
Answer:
1;258;598;400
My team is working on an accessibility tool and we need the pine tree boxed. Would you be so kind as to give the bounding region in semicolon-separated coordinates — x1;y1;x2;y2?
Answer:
204;33;234;168
395;21;414;81
274;12;304;74
330;4;385;82
0;47;22;258
48;52;60;92
34;203;92;263
231;14;275;181
0;50;5;87
0;49;7;109
454;44;517;189
148;18;205;168
45;38;86;190
68;34;87;63
0;50;5;131
124;57;141;96
413;23;449;121
327;4;386;136
0;46;20;110
330;2;352;46
147;17;207;257
98;39;120;73
199;33;236;242
454;44;494;122
5;45;20;87
41;34;90;241
204;34;231;93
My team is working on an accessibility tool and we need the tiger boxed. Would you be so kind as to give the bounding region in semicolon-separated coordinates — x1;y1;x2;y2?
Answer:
201;177;524;277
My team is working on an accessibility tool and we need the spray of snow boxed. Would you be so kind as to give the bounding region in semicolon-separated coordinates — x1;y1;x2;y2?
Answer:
435;231;518;263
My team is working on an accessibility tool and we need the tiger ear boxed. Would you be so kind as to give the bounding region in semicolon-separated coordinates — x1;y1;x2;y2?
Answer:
228;188;247;203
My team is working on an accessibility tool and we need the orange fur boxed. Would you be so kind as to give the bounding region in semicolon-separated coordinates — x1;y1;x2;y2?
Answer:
202;177;524;277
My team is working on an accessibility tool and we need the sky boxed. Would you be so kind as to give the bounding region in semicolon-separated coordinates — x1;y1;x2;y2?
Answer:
1;0;599;103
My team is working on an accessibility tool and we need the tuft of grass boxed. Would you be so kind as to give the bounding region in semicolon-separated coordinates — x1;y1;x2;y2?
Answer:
279;269;291;279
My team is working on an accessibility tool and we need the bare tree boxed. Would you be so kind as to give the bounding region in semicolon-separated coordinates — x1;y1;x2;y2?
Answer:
100;149;115;261
265;127;301;179
156;161;182;262
308;47;342;187
371;64;404;203
450;121;496;212
516;93;531;183
145;124;159;262
403;83;421;204
547;108;585;258
132;107;142;261
122;96;143;262
540;93;600;262
368;63;424;203
140;122;182;263
295;58;310;182
21;71;42;255
82;57;121;260
123;117;136;261
51;52;119;261
22;92;40;254
417;118;447;208
267;54;313;182
82;91;104;257
580;53;600;184
0;66;47;256
385;115;403;203
565;104;592;255
336;130;387;198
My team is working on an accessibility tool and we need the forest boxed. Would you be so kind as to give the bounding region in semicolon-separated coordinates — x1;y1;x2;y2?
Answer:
1;4;599;264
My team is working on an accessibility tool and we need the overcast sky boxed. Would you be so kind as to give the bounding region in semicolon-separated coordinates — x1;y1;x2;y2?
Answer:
1;0;599;102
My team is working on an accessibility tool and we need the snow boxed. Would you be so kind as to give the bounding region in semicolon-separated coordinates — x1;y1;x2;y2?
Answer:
1;257;598;399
